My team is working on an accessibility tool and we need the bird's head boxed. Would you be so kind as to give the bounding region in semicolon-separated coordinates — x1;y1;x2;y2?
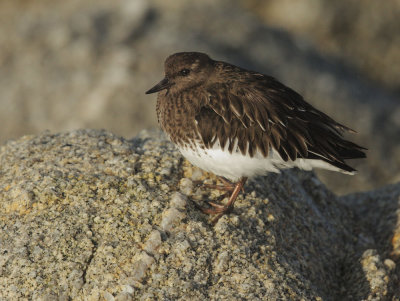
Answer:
146;52;214;95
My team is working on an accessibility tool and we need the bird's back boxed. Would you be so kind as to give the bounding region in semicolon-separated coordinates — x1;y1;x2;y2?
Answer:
154;54;366;179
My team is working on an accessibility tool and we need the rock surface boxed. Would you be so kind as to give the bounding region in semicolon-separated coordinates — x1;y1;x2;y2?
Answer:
0;129;399;300
0;0;399;194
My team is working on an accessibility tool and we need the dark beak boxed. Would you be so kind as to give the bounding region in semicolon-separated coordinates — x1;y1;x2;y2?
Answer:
145;78;172;94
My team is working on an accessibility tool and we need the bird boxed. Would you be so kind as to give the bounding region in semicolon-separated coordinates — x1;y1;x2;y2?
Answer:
146;51;366;223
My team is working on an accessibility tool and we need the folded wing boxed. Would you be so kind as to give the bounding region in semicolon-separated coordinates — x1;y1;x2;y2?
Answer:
195;75;366;173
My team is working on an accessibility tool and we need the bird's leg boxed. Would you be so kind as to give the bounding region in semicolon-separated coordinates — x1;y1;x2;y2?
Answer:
197;177;248;224
193;177;236;192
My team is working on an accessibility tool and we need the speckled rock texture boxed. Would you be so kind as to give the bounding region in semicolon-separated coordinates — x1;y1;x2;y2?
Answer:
0;129;399;300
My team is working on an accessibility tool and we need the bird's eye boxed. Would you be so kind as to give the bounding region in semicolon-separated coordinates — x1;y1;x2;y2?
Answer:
180;69;190;76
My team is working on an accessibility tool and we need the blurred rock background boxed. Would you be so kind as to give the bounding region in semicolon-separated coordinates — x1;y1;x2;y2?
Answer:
0;0;399;194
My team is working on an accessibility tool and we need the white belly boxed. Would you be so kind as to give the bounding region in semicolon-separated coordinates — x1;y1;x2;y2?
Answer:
179;141;351;182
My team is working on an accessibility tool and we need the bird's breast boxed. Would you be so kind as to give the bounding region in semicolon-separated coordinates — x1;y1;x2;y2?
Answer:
156;92;200;147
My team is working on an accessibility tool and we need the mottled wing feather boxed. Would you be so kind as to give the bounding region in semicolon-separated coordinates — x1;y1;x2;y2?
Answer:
195;75;365;172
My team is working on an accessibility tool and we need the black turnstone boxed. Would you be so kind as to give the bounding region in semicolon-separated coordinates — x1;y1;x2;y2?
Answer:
146;52;366;223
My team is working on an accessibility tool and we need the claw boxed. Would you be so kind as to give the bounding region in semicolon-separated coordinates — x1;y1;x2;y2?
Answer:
196;202;233;215
211;213;224;225
193;177;248;225
207;201;226;209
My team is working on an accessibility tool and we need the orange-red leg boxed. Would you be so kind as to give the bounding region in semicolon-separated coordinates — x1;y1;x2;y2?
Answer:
196;177;248;224
193;177;236;191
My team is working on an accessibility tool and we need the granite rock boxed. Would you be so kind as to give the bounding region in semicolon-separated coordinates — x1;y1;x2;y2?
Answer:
0;129;399;300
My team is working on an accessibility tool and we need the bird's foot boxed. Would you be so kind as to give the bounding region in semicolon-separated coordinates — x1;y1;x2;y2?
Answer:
194;201;233;224
193;177;248;225
193;177;237;192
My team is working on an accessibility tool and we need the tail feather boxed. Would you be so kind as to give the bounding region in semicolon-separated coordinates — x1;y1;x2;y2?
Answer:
336;139;367;160
308;140;366;173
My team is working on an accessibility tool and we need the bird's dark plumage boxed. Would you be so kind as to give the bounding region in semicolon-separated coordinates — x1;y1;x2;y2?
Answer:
147;52;365;172
146;51;366;221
